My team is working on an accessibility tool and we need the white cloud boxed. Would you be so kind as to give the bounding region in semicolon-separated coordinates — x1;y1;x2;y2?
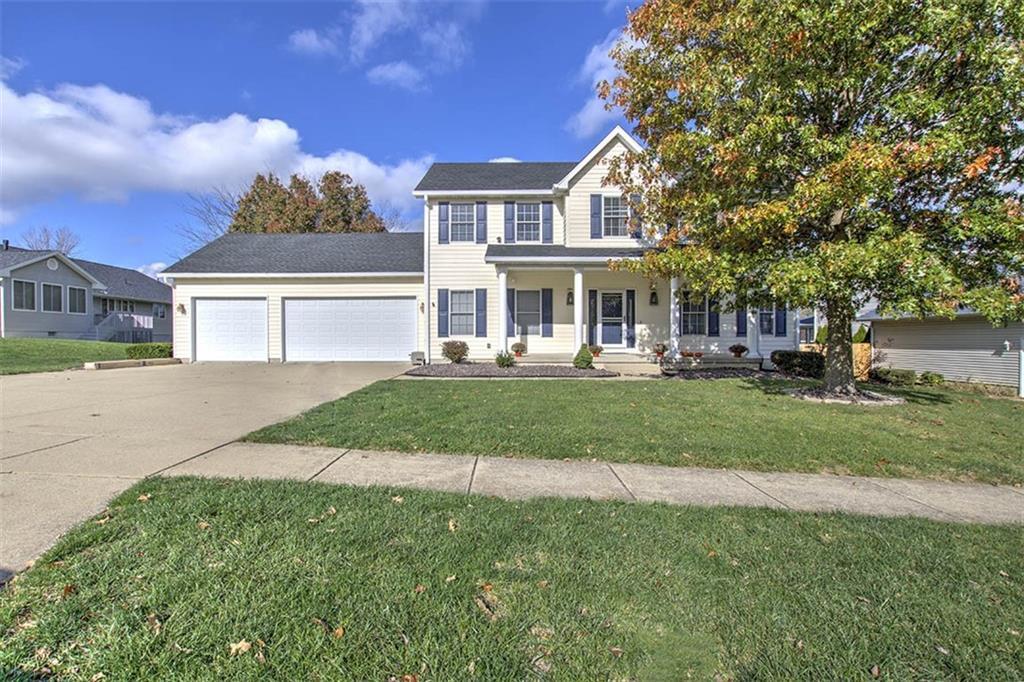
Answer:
0;80;434;223
1;55;26;79
287;28;340;56
419;21;470;70
137;261;168;279
566;28;627;139
488;157;521;163
350;0;414;62
366;61;426;92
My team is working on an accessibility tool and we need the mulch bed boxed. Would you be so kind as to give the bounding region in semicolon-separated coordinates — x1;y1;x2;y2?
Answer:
786;387;906;405
667;368;769;380
406;363;618;378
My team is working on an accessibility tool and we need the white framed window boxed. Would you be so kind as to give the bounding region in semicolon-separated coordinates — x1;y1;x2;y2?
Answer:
42;283;63;313
602;195;629;237
154;303;167;319
12;279;36;311
515;202;541;242
68;286;88;314
759;307;775;335
679;291;707;335
450;203;476;242
449;290;475;336
798;317;815;343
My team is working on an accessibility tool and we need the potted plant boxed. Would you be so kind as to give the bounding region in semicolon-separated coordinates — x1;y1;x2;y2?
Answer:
681;350;704;358
588;344;604;357
511;342;527;358
652;342;668;359
729;343;748;358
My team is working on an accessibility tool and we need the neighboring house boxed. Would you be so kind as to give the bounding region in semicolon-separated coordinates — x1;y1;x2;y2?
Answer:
161;127;800;364
861;307;1024;390
0;242;172;343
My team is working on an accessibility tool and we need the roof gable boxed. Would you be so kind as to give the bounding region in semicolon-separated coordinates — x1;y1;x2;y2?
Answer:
553;126;643;191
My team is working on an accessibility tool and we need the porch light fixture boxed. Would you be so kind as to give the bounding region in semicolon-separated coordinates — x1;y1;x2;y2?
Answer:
649;290;659;306
566;289;574;306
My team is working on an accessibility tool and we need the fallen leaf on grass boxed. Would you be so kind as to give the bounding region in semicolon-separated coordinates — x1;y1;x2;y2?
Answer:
414;584;427;594
137;494;152;503
392;496;404;505
935;645;949;656
870;664;881;678
229;640;251;656
609;646;624;658
146;613;162;635
332;626;345;639
94;516;111;526
474;591;502;622
62;584;77;599
481;582;493;592
171;642;193;654
197;521;210;530
448;518;458;533
90;674;106;681
537;580;549;588
445;575;456;583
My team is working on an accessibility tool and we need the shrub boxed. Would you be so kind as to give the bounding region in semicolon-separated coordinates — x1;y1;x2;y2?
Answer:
511;342;527;355
814;325;829;345
573;343;594;369
441;340;469;364
589;344;605;356
494;351;516;368
870;367;917;386
125;342;172;359
918;370;944;386
728;343;748;356
770;350;824;378
852;325;870;344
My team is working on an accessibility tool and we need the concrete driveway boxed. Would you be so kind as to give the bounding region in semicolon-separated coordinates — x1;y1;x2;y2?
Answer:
0;362;405;579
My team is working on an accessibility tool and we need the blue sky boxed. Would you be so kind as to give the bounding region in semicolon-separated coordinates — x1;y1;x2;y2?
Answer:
1;1;630;275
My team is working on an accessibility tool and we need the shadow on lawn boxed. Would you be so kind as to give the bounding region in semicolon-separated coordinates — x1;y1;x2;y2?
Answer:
738;377;954;405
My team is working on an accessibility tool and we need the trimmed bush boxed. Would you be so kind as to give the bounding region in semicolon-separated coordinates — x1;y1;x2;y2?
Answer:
870;367;917;386
573;343;594;370
918;370;944;386
441;340;469;364
125;342;172;359
770;350;825;378
494;351;516;368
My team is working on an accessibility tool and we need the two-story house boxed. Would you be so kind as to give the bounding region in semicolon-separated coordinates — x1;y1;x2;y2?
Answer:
162;127;798;364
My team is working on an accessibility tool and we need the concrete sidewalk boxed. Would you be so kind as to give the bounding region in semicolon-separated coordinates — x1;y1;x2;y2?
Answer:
163;443;1024;525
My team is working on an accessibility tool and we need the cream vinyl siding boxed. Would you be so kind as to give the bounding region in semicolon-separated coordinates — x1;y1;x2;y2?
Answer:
563;138;643;248
172;276;424;362
872;318;1024;386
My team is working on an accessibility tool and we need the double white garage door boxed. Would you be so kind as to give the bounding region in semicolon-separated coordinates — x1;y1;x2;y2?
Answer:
194;298;416;362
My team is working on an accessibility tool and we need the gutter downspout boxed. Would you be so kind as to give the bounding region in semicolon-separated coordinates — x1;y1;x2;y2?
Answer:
423;199;431;364
1018;334;1023;399
0;277;5;338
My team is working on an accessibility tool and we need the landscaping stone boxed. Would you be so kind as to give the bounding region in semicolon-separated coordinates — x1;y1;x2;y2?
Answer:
669;368;768;380
406;363;617;378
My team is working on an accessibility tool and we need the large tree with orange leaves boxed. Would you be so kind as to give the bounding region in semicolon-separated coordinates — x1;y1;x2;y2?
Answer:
605;0;1024;393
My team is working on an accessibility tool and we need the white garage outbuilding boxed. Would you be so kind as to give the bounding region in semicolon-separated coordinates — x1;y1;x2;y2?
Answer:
163;233;425;364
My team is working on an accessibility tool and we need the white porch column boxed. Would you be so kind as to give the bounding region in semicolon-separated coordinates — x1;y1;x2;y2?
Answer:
747;308;759;357
573;268;584;349
497;268;508;352
669;277;680;357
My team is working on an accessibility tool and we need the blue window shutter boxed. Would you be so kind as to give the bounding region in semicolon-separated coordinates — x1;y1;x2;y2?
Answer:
707;298;720;336
541;288;553;337
437;289;449;338
775;304;787;337
587;289;598;345
541;201;553;244
629;193;642;238
736;307;747;336
475;202;487;244
504;202;515;243
626;289;636;348
475;288;487;337
590;194;602;239
507;288;516;337
438;202;449;244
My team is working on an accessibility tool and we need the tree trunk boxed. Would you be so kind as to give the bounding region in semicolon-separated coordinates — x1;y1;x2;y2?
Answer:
823;298;857;394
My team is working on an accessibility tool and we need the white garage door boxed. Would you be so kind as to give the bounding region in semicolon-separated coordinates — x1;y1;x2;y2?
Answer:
194;299;268;362
284;298;416;361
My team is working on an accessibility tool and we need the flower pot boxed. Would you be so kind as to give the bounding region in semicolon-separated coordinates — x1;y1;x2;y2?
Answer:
731;351;743;358
514;351;522;358
593;351;601;357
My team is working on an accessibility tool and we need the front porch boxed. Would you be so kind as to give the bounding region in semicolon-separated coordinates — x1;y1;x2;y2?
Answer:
515;350;764;375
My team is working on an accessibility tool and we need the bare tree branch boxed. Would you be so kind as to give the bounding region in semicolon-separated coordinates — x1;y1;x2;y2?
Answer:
175;187;239;252
374;199;414;232
20;226;81;255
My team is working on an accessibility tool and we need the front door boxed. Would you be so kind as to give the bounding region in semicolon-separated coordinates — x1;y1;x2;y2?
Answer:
599;292;624;346
516;290;541;349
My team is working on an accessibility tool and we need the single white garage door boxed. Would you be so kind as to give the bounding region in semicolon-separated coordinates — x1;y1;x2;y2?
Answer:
194;298;268;362
284;298;416;361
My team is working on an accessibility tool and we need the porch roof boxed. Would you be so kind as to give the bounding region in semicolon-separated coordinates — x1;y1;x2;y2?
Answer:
484;245;647;265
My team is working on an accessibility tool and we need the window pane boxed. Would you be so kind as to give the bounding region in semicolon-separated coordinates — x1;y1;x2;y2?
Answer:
516;291;541;336
450;290;475;335
450;203;476;242
516;203;540;241
759;309;774;335
42;284;62;312
603;195;628;237
69;287;86;314
13;281;35;310
679;291;706;334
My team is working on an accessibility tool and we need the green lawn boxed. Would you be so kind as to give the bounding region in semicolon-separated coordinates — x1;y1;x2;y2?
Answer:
0;338;128;374
247;378;1024;485
1;478;1020;679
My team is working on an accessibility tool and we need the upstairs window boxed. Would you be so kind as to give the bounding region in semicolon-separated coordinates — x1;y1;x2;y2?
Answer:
516;203;541;242
602;195;629;237
679;291;707;335
42;283;63;313
13;280;36;311
450;203;475;242
449;290;475;336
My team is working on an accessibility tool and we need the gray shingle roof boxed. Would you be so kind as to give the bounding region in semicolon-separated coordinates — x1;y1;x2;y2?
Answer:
0;247;51;271
485;245;647;260
71;258;171;303
162;232;424;275
414;162;577;192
